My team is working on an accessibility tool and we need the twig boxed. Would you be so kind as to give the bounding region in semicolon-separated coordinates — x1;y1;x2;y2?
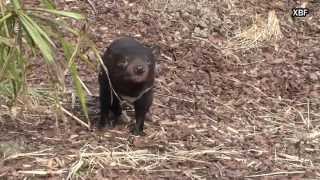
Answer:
192;35;222;50
18;170;66;175
155;93;194;103
160;53;173;62
77;76;93;96
4;148;53;161
86;0;97;14
245;171;306;178
60;106;89;129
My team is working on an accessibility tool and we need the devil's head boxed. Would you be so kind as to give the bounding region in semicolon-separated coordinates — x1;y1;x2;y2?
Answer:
105;38;159;84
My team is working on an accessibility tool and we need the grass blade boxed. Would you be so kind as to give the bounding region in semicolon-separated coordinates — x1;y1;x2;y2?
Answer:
18;13;54;63
60;38;74;61
28;13;80;36
0;36;14;47
29;8;84;20
21;13;56;47
70;62;88;120
0;46;13;81
12;0;21;10
0;12;12;24
65;37;89;121
40;0;56;9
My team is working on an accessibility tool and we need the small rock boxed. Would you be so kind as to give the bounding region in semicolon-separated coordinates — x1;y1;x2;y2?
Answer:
198;19;208;28
309;73;318;81
87;50;96;61
193;27;208;38
99;26;108;32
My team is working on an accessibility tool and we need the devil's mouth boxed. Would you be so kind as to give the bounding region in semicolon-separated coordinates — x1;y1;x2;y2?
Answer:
129;75;148;83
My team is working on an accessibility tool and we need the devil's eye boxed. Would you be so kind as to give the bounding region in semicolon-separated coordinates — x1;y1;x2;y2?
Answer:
145;56;152;64
117;59;128;68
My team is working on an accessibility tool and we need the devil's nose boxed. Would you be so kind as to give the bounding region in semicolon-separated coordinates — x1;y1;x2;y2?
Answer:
135;65;145;74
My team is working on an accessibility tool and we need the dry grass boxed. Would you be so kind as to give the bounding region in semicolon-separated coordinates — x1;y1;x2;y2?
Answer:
1;94;319;178
226;10;283;51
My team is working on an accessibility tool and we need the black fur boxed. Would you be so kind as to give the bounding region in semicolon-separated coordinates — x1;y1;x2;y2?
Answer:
98;37;159;135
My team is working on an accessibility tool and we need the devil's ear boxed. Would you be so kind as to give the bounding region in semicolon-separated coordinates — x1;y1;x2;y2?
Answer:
150;45;160;57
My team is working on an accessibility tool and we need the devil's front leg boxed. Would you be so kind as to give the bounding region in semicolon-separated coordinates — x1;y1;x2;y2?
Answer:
132;89;153;135
109;92;122;128
98;70;112;129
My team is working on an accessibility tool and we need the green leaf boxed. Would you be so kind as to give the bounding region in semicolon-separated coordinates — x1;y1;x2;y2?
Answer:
18;13;54;63
70;62;88;119
6;49;23;98
13;51;24;95
29;8;85;20
60;38;74;61
63;37;88;120
23;29;38;55
67;38;80;66
0;46;13;81
0;12;13;37
40;0;56;9
0;81;13;98
12;0;21;10
0;13;13;24
0;36;14;47
21;13;56;47
28;13;80;36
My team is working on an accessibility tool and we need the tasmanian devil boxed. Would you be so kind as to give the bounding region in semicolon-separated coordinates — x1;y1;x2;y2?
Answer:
98;37;159;135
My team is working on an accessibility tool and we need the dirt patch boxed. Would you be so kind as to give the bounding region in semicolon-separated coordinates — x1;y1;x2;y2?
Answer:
1;0;320;179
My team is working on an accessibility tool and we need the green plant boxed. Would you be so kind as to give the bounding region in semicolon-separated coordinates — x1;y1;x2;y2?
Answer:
0;0;101;128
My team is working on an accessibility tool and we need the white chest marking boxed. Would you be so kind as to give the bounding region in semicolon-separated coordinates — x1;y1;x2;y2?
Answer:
119;86;152;104
120;95;140;103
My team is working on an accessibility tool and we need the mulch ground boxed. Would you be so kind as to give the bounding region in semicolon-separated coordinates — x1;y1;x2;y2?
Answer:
0;0;320;179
